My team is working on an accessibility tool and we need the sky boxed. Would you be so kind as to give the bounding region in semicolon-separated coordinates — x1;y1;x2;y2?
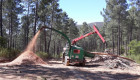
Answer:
59;0;106;25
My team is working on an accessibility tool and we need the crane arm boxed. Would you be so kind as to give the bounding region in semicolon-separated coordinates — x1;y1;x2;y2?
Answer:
40;26;71;47
72;25;105;45
72;31;95;45
93;26;105;43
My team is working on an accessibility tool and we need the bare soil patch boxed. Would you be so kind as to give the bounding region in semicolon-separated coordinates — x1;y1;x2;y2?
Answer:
0;59;140;80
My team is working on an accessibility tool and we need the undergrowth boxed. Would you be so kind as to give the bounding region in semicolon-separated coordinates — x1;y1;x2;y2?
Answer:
36;51;51;59
0;47;20;59
125;54;140;64
126;40;140;64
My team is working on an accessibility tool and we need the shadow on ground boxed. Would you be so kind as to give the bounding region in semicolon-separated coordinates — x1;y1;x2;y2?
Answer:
0;65;74;79
0;64;140;80
75;68;140;80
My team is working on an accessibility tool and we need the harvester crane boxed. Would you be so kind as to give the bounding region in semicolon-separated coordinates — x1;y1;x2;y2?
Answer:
72;25;105;45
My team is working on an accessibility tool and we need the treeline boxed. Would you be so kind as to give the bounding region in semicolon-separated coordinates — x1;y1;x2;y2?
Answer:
0;0;140;59
0;0;77;56
101;0;140;56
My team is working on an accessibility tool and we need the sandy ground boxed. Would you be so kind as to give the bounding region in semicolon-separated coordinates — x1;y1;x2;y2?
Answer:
0;59;140;80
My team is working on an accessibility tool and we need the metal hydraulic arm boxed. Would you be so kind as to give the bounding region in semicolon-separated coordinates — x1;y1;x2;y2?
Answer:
72;25;105;45
40;26;71;47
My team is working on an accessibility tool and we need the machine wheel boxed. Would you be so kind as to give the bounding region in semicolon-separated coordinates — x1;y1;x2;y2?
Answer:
79;62;85;66
79;58;85;66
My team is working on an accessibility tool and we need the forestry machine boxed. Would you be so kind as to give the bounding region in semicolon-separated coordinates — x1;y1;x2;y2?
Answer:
40;25;105;66
62;25;105;66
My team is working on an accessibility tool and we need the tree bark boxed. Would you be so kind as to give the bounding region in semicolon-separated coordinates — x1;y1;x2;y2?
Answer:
9;1;13;49
118;15;121;55
117;33;118;55
120;31;123;54
44;29;47;52
34;0;38;35
125;41;127;56
8;18;10;48
0;0;3;37
112;29;115;54
10;8;13;49
47;2;54;54
54;40;55;56
129;24;133;42
47;30;52;54
26;1;30;46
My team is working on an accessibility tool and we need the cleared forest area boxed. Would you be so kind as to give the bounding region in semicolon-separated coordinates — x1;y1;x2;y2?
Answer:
0;0;140;79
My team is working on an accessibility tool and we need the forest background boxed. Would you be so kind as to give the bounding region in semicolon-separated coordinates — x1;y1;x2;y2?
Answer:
0;0;140;63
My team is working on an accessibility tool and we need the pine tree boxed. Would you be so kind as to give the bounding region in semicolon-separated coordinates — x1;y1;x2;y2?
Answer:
102;0;128;55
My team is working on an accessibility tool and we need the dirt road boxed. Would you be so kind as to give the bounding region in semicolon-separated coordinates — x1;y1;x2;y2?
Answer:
0;59;140;80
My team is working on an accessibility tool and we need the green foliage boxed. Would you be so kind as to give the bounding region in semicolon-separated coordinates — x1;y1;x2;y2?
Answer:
0;47;20;59
121;46;125;54
8;48;20;59
128;40;140;54
101;0;140;55
0;48;9;58
53;54;61;59
125;54;140;64
0;37;7;47
1;0;140;59
36;51;50;59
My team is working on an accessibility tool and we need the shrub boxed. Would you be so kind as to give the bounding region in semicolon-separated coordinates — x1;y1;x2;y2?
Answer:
121;46;125;54
126;54;140;64
128;40;140;54
0;47;20;59
0;47;9;58
0;37;7;47
126;40;140;64
53;54;61;59
8;48;20;59
36;51;49;59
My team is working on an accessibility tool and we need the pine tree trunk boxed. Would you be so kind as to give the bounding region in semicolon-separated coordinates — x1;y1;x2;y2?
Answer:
8;7;13;57
117;33;118;55
130;25;133;41
47;4;54;54
47;31;52;54
54;40;55;56
125;41;127;56
44;29;47;52
118;15;121;55
120;31;123;54
9;5;13;49
112;29;115;54
24;24;26;48
57;44;59;55
34;0;38;35
57;40;61;55
0;0;3;37
12;39;14;48
8;18;10;48
26;2;30;45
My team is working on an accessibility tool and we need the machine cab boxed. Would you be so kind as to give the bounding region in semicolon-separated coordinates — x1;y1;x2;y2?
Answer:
70;45;85;62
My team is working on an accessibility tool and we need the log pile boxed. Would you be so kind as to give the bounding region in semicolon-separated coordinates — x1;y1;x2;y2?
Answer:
93;55;135;69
